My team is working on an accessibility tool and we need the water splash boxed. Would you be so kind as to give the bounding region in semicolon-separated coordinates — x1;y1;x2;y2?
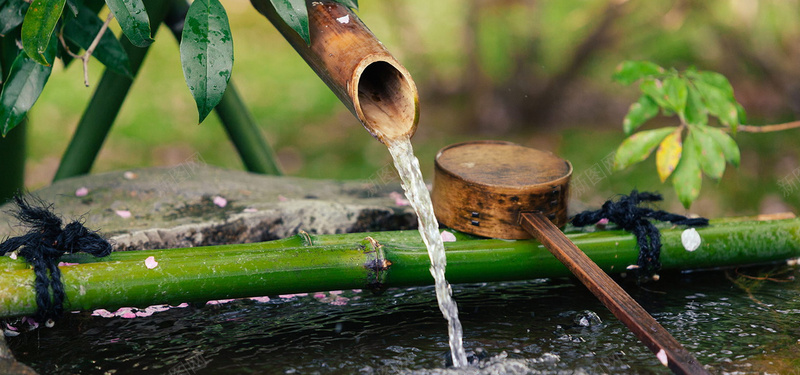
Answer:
387;137;469;367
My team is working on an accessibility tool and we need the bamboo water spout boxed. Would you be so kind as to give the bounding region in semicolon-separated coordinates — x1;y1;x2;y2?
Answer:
250;1;419;144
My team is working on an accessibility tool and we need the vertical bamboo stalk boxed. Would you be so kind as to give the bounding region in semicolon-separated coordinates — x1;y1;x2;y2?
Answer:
250;0;419;144
0;36;26;204
0;120;25;204
166;1;283;176
53;0;173;182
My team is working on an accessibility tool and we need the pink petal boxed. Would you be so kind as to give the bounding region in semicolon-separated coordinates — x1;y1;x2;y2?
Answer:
206;299;235;305
173;303;189;308
75;187;89;197
313;293;326;299
213;195;227;208
58;262;79;267
243;207;258;213
249;296;271;303
389;191;409;206
9;252;17;260
441;230;457;242
116;210;132;219
135;311;153;317
597;218;609;225
278;294;296;299
656;349;668;366
145;305;170;313
328;290;343;295
120;312;137;319
144;256;158;269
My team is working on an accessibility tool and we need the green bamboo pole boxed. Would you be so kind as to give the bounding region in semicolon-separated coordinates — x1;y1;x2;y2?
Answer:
0;120;25;204
165;1;282;175
0;36;26;204
212;83;283;175
1;218;799;318
52;0;173;182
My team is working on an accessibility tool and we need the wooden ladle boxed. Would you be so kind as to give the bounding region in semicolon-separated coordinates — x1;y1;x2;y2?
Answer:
431;141;710;375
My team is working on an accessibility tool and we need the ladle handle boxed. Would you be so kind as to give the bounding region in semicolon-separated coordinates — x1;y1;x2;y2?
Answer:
519;212;711;375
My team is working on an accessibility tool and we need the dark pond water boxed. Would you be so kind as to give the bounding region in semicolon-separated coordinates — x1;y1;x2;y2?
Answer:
7;264;800;374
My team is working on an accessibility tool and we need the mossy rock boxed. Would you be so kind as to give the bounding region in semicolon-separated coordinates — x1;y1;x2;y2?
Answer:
0;166;416;251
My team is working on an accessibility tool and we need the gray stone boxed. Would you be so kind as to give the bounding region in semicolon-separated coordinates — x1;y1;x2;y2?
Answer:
0;166;417;251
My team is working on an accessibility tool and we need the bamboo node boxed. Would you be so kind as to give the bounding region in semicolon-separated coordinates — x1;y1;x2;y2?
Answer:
298;230;313;246
363;237;391;291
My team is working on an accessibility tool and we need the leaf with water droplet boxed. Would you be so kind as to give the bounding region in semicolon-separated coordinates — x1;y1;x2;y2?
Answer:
180;0;233;123
0;0;30;36
0;43;54;135
105;0;153;48
20;0;65;66
270;0;309;44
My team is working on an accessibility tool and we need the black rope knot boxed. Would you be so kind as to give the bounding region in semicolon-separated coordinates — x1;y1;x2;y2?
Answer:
1;195;111;322
571;190;708;281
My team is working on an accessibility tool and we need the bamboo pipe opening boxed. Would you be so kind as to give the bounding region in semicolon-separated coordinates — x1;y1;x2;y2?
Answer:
353;58;418;143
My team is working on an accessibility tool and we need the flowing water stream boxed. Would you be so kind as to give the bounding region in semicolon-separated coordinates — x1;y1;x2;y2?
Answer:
387;137;469;367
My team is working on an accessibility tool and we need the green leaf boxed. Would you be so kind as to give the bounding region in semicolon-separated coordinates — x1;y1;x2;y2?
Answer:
612;60;663;85
691;127;725;179
0;0;29;36
689;70;735;98
640;78;670;111
662;75;688;117
65;0;82;18
688;71;739;130
270;0;309;44
622;95;658;135
702;125;740;167
105;0;153;47
683;85;707;126
655;127;682;182
333;0;358;9
180;0;233;123
0;38;55;135
64;5;131;76
614;126;676;170
671;134;702;208
20;0;65;66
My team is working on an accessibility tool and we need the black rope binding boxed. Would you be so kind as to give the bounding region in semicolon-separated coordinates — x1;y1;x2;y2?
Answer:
571;190;709;281
0;195;111;323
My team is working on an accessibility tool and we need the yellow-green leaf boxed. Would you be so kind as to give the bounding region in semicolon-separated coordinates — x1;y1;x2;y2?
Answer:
20;0;66;66
672;134;702;208
614;127;677;171
655;127;683;182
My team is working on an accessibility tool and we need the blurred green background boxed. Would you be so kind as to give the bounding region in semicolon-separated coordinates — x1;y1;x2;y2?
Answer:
19;0;800;217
